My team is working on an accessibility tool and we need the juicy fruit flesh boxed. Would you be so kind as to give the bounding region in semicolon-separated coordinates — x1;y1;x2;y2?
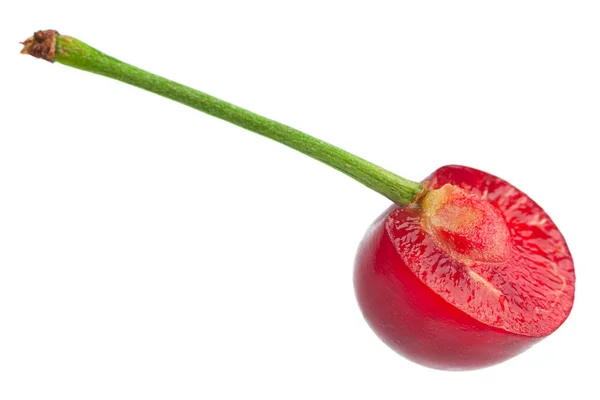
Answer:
387;166;575;337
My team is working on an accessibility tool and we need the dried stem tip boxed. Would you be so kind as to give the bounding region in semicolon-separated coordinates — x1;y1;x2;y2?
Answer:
21;30;59;62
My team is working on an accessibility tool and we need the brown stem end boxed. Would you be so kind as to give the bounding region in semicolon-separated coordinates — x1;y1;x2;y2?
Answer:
412;180;430;205
20;30;59;63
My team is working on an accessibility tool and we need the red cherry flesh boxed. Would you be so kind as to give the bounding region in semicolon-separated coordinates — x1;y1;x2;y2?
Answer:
354;165;575;370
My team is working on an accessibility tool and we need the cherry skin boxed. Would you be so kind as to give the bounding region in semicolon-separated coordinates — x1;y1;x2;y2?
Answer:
354;165;575;370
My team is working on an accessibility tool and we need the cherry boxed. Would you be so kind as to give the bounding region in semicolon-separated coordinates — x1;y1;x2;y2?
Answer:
355;165;575;370
22;30;575;370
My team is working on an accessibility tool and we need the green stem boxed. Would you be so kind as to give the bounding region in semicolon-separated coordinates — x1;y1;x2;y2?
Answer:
21;30;422;205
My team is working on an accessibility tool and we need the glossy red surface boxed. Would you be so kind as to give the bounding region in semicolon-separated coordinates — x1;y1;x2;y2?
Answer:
354;165;575;370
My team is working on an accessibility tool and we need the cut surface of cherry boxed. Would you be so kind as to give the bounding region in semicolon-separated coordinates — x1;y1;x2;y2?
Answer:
355;165;575;370
21;31;576;371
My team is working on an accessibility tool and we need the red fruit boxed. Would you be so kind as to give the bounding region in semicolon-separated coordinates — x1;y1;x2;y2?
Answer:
354;165;575;370
23;32;576;371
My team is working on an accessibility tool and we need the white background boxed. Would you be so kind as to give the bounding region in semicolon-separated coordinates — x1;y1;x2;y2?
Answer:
1;1;599;399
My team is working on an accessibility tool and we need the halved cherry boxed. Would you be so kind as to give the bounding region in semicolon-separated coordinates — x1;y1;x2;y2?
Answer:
22;32;576;371
354;165;575;370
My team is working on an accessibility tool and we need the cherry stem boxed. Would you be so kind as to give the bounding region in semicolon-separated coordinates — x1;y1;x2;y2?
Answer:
21;30;423;205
